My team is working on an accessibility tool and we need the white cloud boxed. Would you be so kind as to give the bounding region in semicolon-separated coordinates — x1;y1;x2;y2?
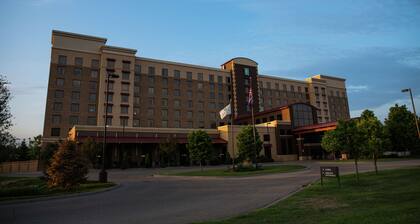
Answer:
347;85;368;93
350;94;420;121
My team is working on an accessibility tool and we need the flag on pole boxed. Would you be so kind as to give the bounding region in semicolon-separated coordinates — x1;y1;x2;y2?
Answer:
248;88;253;107
219;103;231;119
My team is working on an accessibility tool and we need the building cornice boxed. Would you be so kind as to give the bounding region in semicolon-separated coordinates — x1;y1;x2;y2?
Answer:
52;30;107;43
137;57;230;73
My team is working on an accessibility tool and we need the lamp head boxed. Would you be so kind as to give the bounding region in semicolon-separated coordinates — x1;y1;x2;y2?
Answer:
401;88;410;93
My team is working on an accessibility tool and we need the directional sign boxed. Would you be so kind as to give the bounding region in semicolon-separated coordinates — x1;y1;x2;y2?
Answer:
320;166;340;187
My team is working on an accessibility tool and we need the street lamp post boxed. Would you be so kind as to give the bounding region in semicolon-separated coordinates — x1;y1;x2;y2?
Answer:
401;88;420;139
99;73;119;183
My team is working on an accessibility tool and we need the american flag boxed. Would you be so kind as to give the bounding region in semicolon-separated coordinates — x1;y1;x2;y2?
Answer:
248;88;253;107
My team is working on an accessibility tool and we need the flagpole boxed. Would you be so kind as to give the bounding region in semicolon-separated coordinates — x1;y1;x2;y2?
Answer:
250;77;258;169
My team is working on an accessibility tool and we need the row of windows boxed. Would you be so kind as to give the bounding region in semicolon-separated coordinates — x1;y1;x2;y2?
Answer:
58;55;99;68
52;102;96;113
259;81;308;93
52;115;96;126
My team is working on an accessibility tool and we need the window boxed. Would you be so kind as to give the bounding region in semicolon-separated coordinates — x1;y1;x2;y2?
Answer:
226;77;231;83
54;90;64;98
161;98;168;107
174;110;180;119
51;128;60;136
187;72;192;80
74;68;82;76
105;105;112;113
187;90;192;98
210;83;215;91
58;55;67;65
134;74;141;82
148;66;155;75
122;83;129;91
106;93;113;103
174;89;180;97
106;59;115;69
56;78;64;86
162;88;168;97
122;61;130;71
197;82;203;89
69;116;79;125
209;74;214;82
106;117;113;126
197;73;203;81
147;119;154;127
147;108;154;117
87;117;96;125
108;82;114;90
133;119;140;127
162;77;168;87
88;104;96;113
75;57;83;66
89;81;97;90
148;76;154;85
218;93;224;100
121;106;129;114
53;102;63;111
218;84;223;92
263;134;270;141
244;68;250;76
198;111;204;120
135;65;141;74
174;120;180;128
148;98;155;106
72;80;81;88
134;97;140;105
121;94;129;103
174;80;180;88
90;70;98;79
198;101;204;110
174;100;181;107
209;102;216;109
188;100;193;108
133;107;140;116
210;92;215;99
148;87;154;95
134;86;140;93
71;103;79;112
217;76;223;83
122;72;130;80
162;68;168;77
187;111;193;119
174;70;180;79
161;109;168;118
57;67;65;75
71;91;80;100
52;115;61;124
91;59;99;68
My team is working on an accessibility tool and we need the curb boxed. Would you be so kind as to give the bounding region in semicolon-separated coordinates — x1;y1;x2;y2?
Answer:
0;183;121;205
153;166;310;180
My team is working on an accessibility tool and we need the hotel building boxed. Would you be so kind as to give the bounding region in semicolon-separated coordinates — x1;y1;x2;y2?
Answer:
43;30;350;166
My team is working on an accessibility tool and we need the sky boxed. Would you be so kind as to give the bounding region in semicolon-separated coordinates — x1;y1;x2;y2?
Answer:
0;0;419;140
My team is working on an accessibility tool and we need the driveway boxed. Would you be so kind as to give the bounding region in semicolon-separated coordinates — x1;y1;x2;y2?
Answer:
1;160;419;224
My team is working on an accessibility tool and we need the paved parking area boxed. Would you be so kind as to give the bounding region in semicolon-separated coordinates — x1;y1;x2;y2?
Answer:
1;160;419;224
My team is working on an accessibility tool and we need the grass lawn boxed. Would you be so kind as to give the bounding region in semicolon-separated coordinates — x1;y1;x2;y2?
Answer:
319;157;416;163
0;176;115;201
198;167;420;224
165;165;306;177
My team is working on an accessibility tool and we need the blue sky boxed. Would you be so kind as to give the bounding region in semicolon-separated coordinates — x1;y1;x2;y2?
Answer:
1;0;419;139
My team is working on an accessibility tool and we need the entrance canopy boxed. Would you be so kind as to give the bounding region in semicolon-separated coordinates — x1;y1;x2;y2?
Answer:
68;125;227;144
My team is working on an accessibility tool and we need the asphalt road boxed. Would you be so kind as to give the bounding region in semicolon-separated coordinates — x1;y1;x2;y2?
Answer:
1;160;419;224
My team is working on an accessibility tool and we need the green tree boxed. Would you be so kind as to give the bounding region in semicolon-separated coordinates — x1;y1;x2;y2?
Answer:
384;104;420;152
186;130;213;171
47;140;89;189
0;75;15;160
81;137;101;167
330;119;363;182
357;110;390;174
321;130;340;160
159;136;177;167
236;126;263;167
17;139;30;161
40;142;59;172
28;135;42;160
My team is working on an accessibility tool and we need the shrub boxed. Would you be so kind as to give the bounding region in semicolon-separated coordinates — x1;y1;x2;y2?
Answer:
46;140;88;189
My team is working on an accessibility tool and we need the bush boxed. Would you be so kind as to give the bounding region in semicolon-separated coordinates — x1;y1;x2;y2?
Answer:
46;140;89;189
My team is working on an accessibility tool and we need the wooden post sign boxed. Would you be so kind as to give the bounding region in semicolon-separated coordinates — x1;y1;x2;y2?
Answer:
320;166;340;187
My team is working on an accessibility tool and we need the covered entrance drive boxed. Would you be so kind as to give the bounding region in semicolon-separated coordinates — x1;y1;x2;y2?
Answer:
68;125;228;168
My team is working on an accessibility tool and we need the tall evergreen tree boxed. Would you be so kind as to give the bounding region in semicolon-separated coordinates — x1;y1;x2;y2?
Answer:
236;125;263;167
384;104;419;152
0;75;15;158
